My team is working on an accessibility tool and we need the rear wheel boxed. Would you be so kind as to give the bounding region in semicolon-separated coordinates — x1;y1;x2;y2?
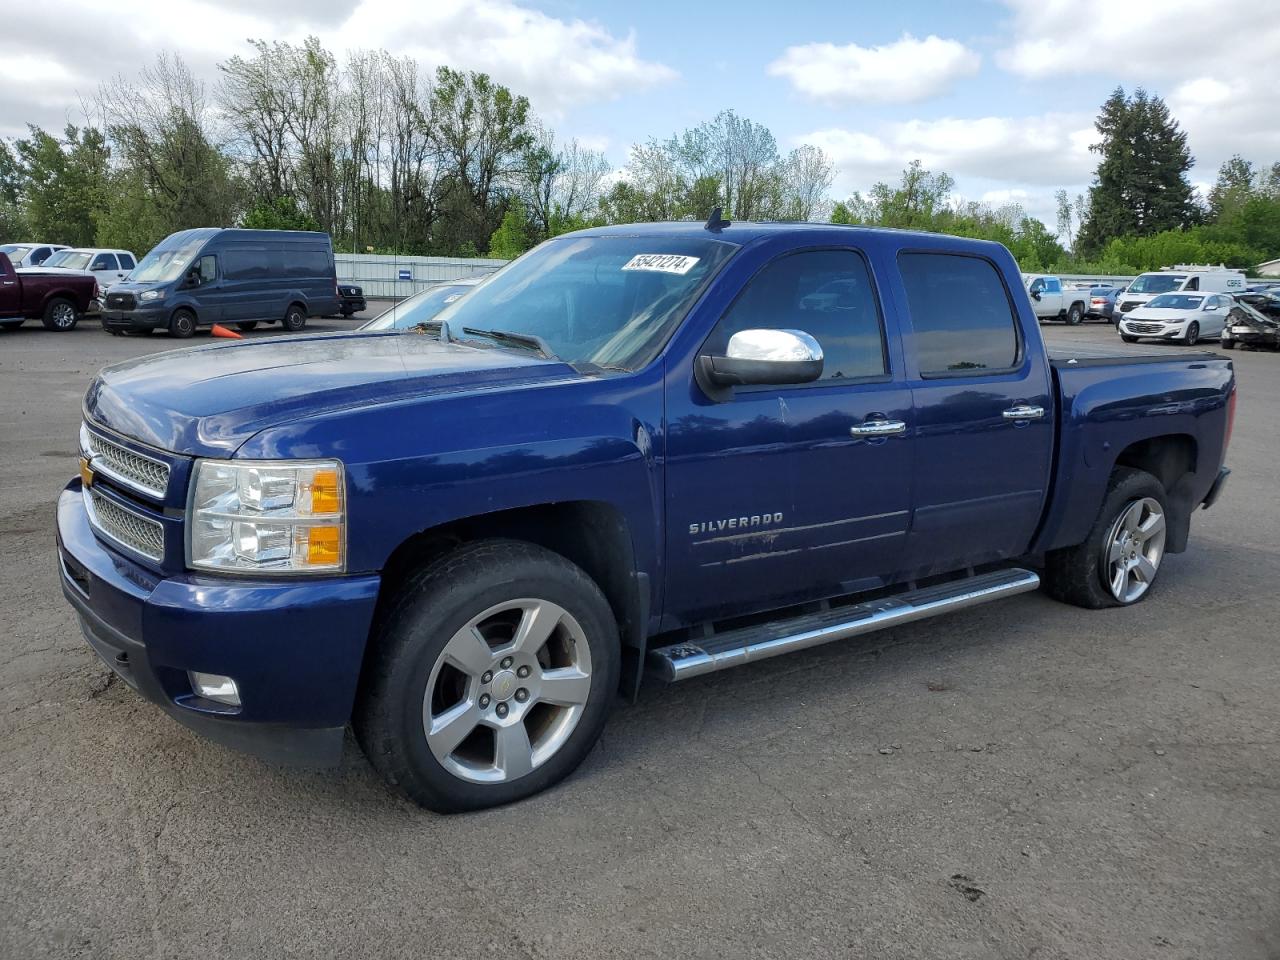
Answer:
356;540;619;812
1066;303;1084;325
42;298;78;331
281;304;306;332
236;321;259;332
1043;467;1169;609
169;309;196;338
1182;321;1200;346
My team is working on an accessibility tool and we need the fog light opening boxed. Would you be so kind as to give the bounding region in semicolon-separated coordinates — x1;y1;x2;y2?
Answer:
188;671;241;706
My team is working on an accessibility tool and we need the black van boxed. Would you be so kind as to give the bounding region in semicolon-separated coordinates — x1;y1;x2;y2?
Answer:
99;228;342;337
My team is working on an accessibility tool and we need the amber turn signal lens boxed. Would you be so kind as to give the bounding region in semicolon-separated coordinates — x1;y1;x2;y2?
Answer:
310;469;341;514
305;526;341;566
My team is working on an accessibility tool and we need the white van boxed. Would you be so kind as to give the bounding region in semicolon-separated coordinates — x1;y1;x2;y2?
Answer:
1116;265;1246;316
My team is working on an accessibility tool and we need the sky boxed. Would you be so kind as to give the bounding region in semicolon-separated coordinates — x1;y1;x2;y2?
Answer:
5;0;1279;228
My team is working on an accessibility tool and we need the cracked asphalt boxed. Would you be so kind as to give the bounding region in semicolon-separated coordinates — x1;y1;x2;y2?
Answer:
1;316;1278;959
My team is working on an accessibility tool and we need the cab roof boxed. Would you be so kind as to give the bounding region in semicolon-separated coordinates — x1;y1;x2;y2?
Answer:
567;220;1009;251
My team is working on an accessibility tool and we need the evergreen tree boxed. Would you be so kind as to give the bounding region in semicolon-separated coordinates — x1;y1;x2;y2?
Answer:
1078;87;1195;254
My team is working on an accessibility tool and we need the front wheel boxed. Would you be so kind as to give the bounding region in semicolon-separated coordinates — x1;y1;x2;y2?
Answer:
356;540;619;812
42;298;78;331
1120;334;1139;343
1221;339;1236;350
169;309;196;338
1043;467;1169;609
1183;321;1200;346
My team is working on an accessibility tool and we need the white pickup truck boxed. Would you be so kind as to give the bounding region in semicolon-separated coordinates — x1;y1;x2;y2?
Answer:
1024;274;1091;325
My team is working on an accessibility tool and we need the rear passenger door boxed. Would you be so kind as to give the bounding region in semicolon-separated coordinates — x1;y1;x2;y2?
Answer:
664;246;913;624
892;250;1054;577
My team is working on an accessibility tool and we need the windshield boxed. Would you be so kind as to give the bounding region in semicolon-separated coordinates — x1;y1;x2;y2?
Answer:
1146;294;1204;310
1;245;34;261
130;237;208;283
428;235;738;370
1129;273;1185;294
45;251;92;270
364;283;479;330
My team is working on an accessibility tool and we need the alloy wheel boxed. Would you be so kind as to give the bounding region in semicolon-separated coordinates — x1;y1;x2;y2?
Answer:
1102;497;1166;603
423;598;593;784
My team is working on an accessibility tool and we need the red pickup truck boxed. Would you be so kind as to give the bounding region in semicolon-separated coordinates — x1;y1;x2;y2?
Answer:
0;252;98;331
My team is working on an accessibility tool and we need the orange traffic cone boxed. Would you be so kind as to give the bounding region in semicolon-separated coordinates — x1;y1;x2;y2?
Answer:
211;324;242;340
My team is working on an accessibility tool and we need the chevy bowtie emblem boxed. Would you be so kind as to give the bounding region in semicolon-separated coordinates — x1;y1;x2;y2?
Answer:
79;456;94;488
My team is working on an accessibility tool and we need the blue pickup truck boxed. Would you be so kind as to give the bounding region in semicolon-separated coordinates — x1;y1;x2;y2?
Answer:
56;221;1234;812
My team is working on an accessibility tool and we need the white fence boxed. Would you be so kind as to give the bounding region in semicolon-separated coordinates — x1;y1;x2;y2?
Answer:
336;253;507;298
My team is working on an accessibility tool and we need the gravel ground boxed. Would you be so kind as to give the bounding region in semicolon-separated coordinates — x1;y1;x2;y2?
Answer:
1;316;1277;960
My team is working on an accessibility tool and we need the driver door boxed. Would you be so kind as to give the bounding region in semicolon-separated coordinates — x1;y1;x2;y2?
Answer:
663;247;913;624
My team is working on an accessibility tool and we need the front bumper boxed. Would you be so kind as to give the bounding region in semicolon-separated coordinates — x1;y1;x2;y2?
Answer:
56;481;381;765
100;305;168;331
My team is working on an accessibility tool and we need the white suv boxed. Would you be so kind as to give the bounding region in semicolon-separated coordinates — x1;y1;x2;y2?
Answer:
39;248;138;292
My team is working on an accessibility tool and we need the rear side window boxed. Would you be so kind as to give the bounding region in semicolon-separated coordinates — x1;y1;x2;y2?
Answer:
899;253;1020;375
285;246;333;279
118;254;135;270
706;249;888;381
222;246;270;281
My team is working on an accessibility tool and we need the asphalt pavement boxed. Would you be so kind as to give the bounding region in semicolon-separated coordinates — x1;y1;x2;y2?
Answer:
1;316;1277;959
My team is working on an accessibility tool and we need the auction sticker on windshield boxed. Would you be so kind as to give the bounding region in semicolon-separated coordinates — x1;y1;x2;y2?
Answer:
622;254;700;275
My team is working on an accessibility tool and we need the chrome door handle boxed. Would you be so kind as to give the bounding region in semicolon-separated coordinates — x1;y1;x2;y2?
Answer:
1003;405;1045;420
850;419;907;437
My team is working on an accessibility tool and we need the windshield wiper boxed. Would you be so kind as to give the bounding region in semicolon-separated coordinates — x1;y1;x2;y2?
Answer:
462;326;557;360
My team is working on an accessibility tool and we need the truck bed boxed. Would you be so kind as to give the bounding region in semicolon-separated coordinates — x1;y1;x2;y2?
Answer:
1048;343;1222;366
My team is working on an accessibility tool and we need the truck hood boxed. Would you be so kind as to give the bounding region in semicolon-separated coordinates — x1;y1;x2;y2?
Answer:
85;331;582;457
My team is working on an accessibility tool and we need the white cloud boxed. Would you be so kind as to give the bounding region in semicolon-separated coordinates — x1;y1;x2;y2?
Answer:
802;112;1096;194
996;0;1280;174
768;33;979;104
0;0;677;137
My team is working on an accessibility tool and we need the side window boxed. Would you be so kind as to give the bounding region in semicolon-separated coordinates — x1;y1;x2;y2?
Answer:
196;255;217;284
898;253;1021;375
118;254;136;270
1045;278;1061;293
1185;276;1199;291
222;246;269;281
1028;278;1044;294
33;247;51;264
707;249;888;382
91;254;116;271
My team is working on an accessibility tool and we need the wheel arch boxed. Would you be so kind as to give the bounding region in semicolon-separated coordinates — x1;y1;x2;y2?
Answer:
369;500;650;698
1113;433;1198;552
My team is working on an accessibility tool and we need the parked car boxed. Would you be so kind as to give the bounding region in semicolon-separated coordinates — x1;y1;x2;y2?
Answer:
1220;299;1280;350
57;223;1234;812
337;283;366;317
1233;290;1280;320
1024;274;1090;324
41;248;137;292
1118;293;1233;345
1116;265;1246;316
0;252;98;331
99;228;342;338
360;277;484;331
1086;285;1125;323
0;242;68;268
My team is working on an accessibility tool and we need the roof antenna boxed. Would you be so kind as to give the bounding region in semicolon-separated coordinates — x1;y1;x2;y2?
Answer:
704;206;731;232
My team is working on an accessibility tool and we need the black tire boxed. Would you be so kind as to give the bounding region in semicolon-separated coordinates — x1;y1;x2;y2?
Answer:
236;321;259;332
169;309;196;339
1043;467;1169;609
1182;321;1200;346
356;540;619;813
1066;303;1084;325
1221;339;1236;350
1120;334;1139;343
281;303;307;332
41;298;78;331
340;308;355;318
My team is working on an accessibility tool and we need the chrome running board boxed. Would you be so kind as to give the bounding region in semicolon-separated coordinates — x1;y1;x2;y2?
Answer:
648;568;1040;682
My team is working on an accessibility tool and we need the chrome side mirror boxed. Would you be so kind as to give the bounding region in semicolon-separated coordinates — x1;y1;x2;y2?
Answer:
698;328;824;389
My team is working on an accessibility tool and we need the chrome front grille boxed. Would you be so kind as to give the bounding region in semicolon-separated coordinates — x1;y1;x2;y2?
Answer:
85;487;165;562
83;425;169;498
1125;322;1164;334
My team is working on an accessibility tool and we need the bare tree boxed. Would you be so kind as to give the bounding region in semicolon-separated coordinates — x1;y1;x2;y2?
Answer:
780;144;834;221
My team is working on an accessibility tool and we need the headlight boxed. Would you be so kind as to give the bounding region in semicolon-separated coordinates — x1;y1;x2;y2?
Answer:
188;459;346;574
139;289;165;302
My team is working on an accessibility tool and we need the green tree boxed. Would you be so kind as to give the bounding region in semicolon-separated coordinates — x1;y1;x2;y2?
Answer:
14;125;109;245
0;141;27;239
1077;87;1195;253
487;202;534;259
242;196;321;231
